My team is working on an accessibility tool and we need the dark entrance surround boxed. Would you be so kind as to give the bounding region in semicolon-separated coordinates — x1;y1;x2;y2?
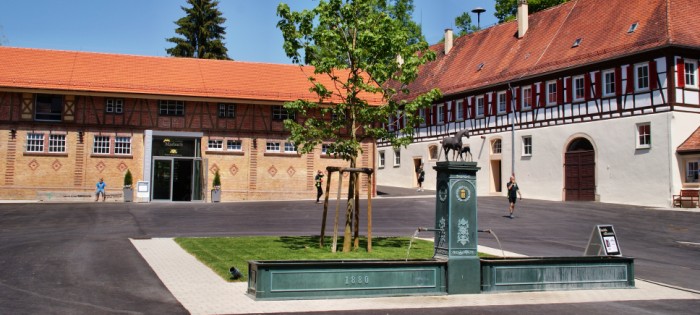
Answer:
564;138;596;201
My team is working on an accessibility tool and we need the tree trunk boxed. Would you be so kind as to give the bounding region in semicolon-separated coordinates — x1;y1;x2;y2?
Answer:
342;158;357;252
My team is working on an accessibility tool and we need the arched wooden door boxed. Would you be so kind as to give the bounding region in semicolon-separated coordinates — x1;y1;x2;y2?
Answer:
564;138;595;201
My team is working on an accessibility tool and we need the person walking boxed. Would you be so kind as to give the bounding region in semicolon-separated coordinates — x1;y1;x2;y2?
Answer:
95;178;106;202
416;164;425;192
314;170;324;204
506;176;522;218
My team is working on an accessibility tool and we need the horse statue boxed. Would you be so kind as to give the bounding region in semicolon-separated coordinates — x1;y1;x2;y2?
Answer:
441;128;470;161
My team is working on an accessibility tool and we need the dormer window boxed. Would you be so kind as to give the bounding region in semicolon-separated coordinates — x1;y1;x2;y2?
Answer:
627;22;638;33
572;38;582;48
477;62;485;71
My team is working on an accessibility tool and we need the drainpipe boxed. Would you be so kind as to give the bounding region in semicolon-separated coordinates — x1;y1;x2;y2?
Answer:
508;83;516;177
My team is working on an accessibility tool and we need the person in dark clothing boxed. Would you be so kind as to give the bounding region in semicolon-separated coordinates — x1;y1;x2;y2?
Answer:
416;164;425;192
506;176;522;218
315;170;324;203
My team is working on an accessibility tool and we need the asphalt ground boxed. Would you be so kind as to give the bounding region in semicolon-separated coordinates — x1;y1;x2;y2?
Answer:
0;186;698;314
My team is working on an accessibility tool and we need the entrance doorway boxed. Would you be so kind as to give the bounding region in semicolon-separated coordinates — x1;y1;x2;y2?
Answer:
491;160;502;193
413;158;423;188
564;138;596;201
152;158;204;201
149;135;204;202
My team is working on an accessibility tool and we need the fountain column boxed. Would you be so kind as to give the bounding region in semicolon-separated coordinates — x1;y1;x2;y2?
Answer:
433;161;480;294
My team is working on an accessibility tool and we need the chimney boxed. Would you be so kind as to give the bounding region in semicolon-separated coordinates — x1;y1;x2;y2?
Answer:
444;28;453;55
517;0;529;38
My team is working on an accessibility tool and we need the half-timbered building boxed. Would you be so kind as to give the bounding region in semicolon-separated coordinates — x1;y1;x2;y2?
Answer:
377;0;700;207
0;47;377;201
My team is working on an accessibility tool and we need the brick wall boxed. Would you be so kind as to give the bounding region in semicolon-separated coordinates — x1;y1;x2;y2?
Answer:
0;92;376;201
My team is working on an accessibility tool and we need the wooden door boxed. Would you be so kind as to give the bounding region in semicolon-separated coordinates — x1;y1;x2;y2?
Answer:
564;151;595;201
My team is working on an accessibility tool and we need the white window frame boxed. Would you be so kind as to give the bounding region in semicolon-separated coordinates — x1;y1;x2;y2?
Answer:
547;81;557;106
266;142;280;153
284;142;297;153
114;136;132;155
418;108;426;126
47;134;66;153
636;122;651;149
455;100;464;121
436;104;445;124
26;133;45;153
603;70;616;96
378;151;385;168
208;139;224;151
393;149;401;167
476;96;485;117
686;161;699;183
93;135;111;154
497;91;507;113
492;139;502;154
573;76;585;101
227;140;242;151
685;60;698;88
522;136;532;156
635;63;649;91
387;115;395;131
522;86;532;110
91;135;131;155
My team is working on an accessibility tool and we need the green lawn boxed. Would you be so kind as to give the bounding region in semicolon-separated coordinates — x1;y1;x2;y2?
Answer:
175;236;436;282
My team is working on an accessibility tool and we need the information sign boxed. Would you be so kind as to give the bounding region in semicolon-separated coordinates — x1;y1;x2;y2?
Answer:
584;225;621;256
136;181;150;201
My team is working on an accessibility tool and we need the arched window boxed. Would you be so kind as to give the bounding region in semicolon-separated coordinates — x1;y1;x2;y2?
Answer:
567;138;594;152
491;139;502;154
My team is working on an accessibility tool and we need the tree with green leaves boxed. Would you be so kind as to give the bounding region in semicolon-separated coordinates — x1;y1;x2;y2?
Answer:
277;0;441;252
455;12;479;37
495;0;569;23
166;0;230;59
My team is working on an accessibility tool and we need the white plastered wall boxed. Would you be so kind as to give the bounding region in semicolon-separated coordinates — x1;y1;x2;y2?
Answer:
377;111;697;208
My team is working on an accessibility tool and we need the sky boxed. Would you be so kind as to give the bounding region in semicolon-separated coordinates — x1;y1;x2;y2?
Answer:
0;0;498;64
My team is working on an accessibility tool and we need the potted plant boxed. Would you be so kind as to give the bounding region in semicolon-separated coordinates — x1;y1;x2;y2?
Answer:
211;169;221;202
123;169;134;202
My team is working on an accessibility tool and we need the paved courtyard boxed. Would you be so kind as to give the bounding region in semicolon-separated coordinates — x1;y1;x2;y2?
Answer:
0;187;699;314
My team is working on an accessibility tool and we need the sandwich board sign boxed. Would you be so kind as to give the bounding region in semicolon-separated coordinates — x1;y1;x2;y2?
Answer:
136;181;150;202
584;225;621;256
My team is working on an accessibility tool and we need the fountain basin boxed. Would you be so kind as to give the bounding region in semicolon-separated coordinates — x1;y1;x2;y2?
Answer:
480;256;635;293
247;259;447;300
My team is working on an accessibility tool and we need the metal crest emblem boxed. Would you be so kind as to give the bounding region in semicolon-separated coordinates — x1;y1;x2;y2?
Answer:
455;185;470;202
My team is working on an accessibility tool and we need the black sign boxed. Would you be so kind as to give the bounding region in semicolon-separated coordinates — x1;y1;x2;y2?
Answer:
584;224;621;256
152;137;196;157
598;225;621;256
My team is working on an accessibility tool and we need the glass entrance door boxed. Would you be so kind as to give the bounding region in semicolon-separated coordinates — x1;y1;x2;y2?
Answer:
172;159;193;201
151;158;204;201
153;159;173;200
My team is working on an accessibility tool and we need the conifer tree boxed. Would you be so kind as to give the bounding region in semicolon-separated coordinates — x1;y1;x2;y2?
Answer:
166;0;230;60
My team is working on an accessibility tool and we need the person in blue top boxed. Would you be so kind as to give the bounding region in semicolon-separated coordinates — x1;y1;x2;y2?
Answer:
95;178;106;202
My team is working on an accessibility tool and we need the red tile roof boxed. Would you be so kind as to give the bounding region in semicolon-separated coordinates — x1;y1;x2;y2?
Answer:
402;0;700;99
0;46;383;104
678;126;700;154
